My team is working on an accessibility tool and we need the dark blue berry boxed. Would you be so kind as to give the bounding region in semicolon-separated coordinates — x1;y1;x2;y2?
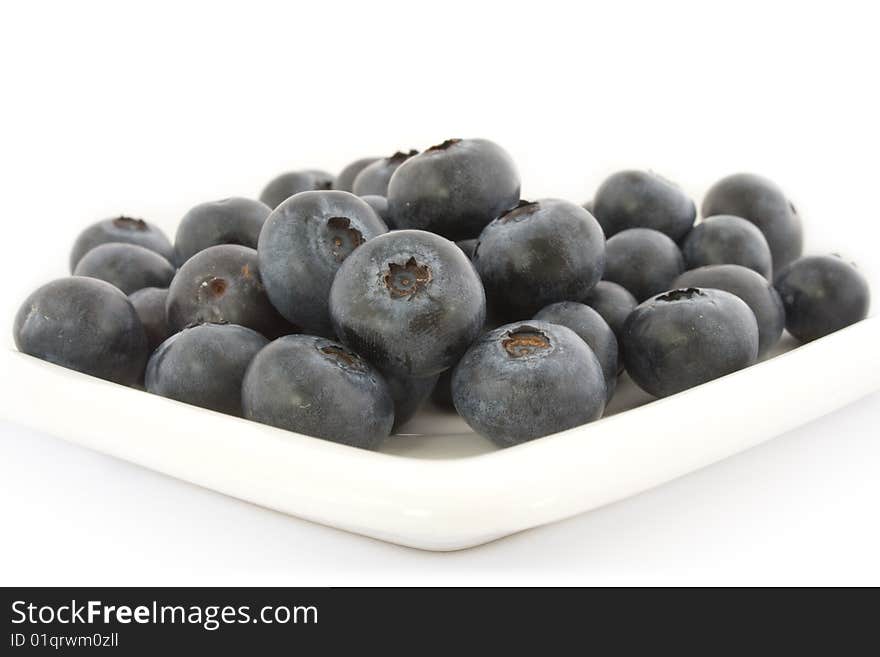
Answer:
352;150;418;197
387;138;520;240
258;190;387;336
146;323;268;416
773;255;870;342
702;173;803;269
473;199;605;318
385;374;439;431
581;280;637;345
69;216;173;272
14;277;149;385
73;242;175;295
173;197;271;265
166;244;290;337
674;264;784;356
603;228;684;301
681;214;773;278
242;335;394;449
359;195;390;225
622;288;759;398
533;301;618;399
334;157;379;192
128;287;171;351
259;170;334;209
452;321;606;446
330;229;486;378
592;170;695;241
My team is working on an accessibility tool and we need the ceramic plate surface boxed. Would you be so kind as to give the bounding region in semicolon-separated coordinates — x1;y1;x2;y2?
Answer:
2;314;878;551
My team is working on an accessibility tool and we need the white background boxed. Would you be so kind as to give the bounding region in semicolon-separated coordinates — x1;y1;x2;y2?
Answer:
1;0;878;585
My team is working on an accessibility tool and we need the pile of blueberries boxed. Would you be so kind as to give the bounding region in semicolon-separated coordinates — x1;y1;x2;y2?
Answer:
13;139;871;449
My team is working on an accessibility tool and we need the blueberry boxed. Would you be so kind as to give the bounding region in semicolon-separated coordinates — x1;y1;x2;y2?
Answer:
387;138;520;240
329;229;486;378
674;264;785;356
581;280;638;344
592;170;696;241
430;368;455;410
166;244;290;337
702;173;803;269
259;170;334;209
128;287;171;351
258;190;387;336
352;150;418;197
14;277;149;385
603;228;684;301
455;238;478;259
69;215;174;272
681;214;773;278
452;321;606;446
533;301;618;399
173;197;272;265
773;255;870;342
145;323;268;416
72;243;176;295
473;199;605;317
242;335;394;449
622;288;759;398
334;157;380;192
385;374;439;430
359;195;390;225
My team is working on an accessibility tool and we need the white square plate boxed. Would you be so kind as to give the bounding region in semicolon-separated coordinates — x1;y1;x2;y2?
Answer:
2;315;877;551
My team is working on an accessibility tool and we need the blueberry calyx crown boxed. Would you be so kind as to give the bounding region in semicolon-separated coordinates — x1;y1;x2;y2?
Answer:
112;216;148;231
426;138;461;152
202;276;228;297
502;325;551;358
319;343;368;374
387;149;418;163
656;287;704;302
498;200;538;223
383;257;432;299
326;217;365;263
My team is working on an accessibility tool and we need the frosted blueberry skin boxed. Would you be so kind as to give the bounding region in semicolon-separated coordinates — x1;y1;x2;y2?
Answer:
73;242;176;295
258;170;334;209
603;228;684;301
452;321;606;447
385;373;440;431
334;157;379;192
681;215;773;278
473;199;606;318
674;264;785;357
69;216;174;272
360;195;390;225
166;244;291;338
129;287;171;351
329;230;486;378
702;173;803;270
173;197;271;266
592;170;696;241
242;335;394;449
581;280;638;345
352;150;418;197
533;301;618;399
773;255;870;343
258;191;387;337
622;288;759;398
387;138;521;240
14;277;149;386
145;323;268;416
